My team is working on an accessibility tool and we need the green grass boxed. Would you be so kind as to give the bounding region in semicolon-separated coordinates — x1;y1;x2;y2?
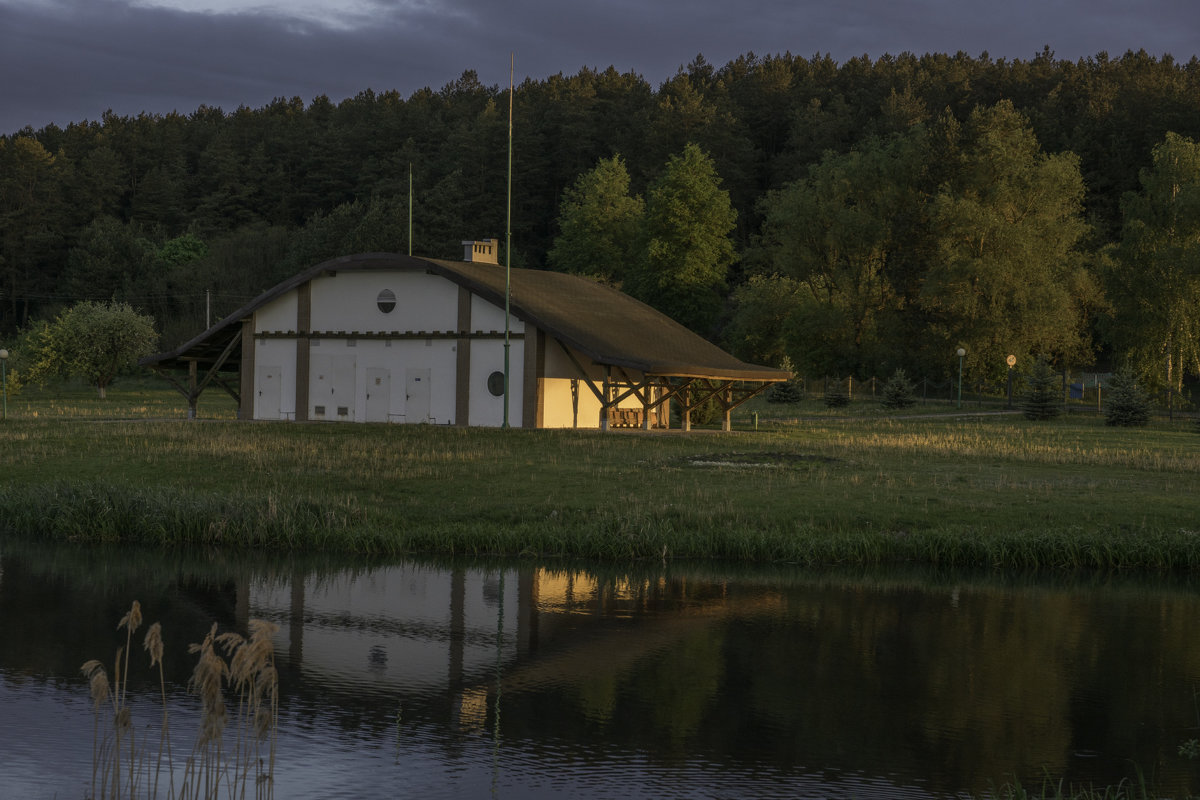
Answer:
1;383;1198;568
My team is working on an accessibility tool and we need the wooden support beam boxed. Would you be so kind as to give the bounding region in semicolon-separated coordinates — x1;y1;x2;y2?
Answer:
555;339;606;405
188;360;198;420
195;329;243;398
600;365;611;431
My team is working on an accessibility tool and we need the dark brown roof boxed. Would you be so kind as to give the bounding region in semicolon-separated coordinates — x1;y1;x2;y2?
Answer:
142;253;786;382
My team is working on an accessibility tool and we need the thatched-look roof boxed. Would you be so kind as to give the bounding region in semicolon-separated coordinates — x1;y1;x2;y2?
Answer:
142;253;786;382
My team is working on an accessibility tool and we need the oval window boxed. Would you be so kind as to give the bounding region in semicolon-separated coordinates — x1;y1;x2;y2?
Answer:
487;371;506;397
376;289;396;314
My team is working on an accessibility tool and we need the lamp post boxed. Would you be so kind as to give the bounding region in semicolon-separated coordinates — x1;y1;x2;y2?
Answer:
1005;354;1016;409
0;348;8;421
956;348;966;409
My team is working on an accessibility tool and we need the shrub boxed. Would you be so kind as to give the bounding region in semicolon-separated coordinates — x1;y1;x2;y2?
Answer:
823;384;850;408
1104;367;1151;427
767;380;804;403
1021;357;1061;421
880;368;917;410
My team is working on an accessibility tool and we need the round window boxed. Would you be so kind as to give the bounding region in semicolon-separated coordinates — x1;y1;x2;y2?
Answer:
487;371;506;397
376;289;396;313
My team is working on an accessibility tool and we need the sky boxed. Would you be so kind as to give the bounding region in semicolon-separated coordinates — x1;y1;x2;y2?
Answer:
1;0;1197;135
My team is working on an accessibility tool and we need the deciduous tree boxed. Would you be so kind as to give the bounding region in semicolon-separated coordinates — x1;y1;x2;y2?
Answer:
754;129;927;375
626;143;736;334
547;155;643;282
25;301;157;398
920;102;1100;379
1109;132;1200;396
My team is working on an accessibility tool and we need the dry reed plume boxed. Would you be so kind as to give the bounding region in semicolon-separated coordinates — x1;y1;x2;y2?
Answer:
80;600;279;799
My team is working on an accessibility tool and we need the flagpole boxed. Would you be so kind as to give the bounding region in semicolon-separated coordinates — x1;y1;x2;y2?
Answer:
408;162;413;256
503;53;513;429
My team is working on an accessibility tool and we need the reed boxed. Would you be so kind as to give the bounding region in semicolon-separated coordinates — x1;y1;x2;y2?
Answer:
80;600;278;799
978;773;1177;799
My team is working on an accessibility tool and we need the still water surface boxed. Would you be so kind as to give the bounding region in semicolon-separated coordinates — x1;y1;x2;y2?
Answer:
2;538;1200;799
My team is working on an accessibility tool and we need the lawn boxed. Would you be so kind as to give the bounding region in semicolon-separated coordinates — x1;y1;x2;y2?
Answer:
1;380;1198;569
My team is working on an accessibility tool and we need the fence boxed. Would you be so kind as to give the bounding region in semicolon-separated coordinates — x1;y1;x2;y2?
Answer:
789;373;1197;418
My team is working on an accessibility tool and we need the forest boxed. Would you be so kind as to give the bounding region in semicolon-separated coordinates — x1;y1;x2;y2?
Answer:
2;48;1199;393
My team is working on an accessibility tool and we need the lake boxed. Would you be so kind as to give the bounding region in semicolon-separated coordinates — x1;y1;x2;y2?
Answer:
2;537;1199;799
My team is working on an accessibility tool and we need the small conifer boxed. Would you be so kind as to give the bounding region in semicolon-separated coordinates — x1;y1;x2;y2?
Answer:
881;368;917;410
1103;367;1151;427
766;355;804;404
823;383;850;408
1021;357;1062;421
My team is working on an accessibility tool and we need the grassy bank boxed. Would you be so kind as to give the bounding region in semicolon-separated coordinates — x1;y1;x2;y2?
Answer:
0;383;1198;569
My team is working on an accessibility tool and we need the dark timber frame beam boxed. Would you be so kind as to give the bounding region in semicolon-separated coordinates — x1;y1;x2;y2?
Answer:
553;338;781;432
151;328;243;419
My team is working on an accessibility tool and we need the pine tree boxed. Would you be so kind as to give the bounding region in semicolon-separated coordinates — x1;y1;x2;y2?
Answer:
880;368;917;410
1103;367;1152;427
766;355;804;403
1021;357;1061;420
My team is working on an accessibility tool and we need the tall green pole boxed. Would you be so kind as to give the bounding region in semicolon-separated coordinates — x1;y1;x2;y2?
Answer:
0;348;8;421
503;53;513;429
956;348;965;409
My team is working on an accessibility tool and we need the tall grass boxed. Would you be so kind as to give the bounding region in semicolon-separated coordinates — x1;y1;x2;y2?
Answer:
80;601;279;799
978;773;1185;799
1;386;1198;570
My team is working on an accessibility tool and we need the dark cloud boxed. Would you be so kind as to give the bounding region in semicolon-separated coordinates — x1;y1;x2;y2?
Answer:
1;0;1195;134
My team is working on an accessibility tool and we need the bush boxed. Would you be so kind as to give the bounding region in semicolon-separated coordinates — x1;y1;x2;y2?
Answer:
1104;367;1151;427
823;384;850;408
880;368;917;410
1021;357;1061;421
767;380;804;403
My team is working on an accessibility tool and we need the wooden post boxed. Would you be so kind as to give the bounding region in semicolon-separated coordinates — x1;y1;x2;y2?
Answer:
571;378;579;429
682;384;692;432
187;360;198;420
600;366;610;431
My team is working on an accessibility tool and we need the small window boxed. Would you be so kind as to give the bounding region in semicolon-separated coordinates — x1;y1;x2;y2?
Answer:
377;289;396;314
337;406;349;417
314;405;326;416
487;370;506;397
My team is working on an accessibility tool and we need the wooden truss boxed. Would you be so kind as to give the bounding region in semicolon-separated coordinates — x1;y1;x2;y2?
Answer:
149;328;243;419
556;341;776;431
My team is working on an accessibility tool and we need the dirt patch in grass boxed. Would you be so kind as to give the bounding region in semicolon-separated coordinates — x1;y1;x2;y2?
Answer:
682;451;843;468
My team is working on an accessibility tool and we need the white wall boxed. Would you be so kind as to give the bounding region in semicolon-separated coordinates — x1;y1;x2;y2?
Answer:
308;337;458;424
255;291;297;333
250;269;552;427
469;338;523;427
253;338;298;420
308;270;459;332
470;293;523;335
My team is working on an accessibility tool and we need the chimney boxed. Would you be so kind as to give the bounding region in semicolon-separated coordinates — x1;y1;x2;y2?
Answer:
461;239;499;265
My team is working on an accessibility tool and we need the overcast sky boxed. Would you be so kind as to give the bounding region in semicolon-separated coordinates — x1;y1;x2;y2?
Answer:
1;0;1197;135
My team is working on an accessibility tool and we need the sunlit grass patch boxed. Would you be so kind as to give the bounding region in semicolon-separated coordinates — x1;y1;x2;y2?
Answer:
0;384;1197;570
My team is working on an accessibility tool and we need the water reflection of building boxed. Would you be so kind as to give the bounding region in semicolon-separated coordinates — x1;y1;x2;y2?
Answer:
241;564;765;731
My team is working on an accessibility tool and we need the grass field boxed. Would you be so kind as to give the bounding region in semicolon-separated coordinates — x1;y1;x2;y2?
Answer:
1;378;1198;569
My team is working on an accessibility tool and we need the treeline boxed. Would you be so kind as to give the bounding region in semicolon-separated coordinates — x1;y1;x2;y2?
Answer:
1;48;1199;388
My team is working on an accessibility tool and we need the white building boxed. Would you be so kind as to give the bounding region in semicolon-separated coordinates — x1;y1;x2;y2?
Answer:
144;245;785;430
